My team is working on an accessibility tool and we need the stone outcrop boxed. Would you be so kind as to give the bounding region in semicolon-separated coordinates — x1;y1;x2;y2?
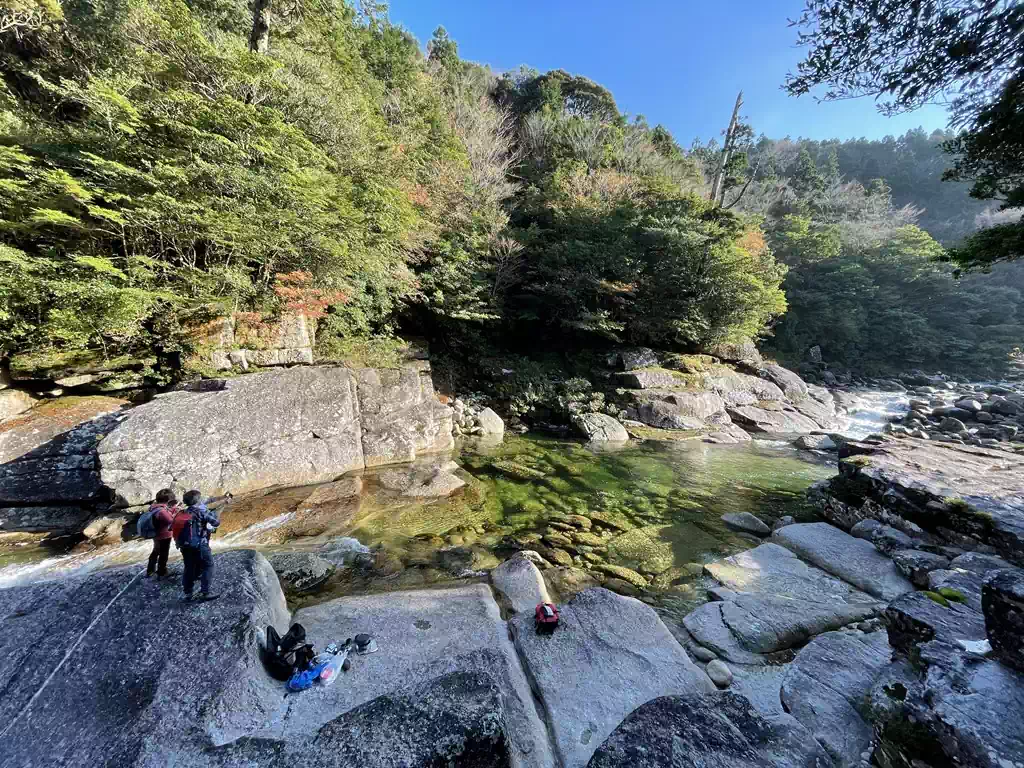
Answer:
198;312;316;372
0;389;36;422
509;587;715;767
984;568;1024;671
816;437;1024;565
587;691;829;768
96;366;453;508
780;630;891;768
268;551;336;592
0;397;127;532
771;523;914;601
572;413;629;442
0;551;288;768
208;672;513;768
276;583;554;768
685;543;880;664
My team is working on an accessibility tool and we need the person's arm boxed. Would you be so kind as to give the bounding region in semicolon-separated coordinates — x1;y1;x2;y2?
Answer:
203;506;220;531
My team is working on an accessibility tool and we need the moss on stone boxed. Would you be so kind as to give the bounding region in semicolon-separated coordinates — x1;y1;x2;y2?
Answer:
923;590;950;608
937;587;967;604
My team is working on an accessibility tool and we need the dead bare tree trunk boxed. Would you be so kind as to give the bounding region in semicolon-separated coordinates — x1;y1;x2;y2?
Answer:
710;91;743;206
249;0;271;53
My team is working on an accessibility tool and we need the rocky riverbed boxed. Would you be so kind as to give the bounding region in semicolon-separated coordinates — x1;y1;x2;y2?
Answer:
2;357;1024;767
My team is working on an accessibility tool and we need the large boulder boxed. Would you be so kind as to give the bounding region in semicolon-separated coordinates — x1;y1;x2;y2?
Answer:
756;363;810;402
99;368;364;505
491;552;551;615
282;584;555;768
268;551;335;592
627;390;728;430
98;366;454;507
702;369;785;405
572;413;629;442
509;588;714;767
705;338;763;367
353;367;455;468
0;551;289;767
615;368;683;390
727;404;820;435
616;347;659;370
475;407;505;438
983;568;1024;671
821;438;1024;565
209;672;513;768
586;691;829;768
780;630;892;767
0;396;126;518
0;389;36;421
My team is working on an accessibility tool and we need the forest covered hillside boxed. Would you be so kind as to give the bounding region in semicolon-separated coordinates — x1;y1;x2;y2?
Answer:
1;0;1021;401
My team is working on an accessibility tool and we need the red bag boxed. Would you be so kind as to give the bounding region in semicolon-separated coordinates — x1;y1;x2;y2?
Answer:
535;603;559;634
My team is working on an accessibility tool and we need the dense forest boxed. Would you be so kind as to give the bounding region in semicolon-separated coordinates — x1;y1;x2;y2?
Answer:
0;0;1021;404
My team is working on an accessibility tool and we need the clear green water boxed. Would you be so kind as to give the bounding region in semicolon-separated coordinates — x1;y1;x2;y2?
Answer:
0;435;834;605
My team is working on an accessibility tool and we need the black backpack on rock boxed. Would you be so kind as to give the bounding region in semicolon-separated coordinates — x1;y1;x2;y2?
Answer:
264;623;315;681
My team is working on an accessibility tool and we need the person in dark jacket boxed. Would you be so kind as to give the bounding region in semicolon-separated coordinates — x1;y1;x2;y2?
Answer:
146;488;177;579
178;489;220;602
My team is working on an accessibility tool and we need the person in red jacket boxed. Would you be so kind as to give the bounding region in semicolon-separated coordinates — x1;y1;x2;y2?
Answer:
146;488;177;579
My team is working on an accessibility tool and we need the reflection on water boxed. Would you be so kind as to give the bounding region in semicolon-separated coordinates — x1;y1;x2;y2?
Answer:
0;434;833;603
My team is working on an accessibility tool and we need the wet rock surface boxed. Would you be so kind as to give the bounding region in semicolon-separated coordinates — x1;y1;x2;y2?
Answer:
984;568;1024;671
0;397;126;523
780;630;891;767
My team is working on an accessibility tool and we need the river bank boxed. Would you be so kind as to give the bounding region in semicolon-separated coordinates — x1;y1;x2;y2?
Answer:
2;356;1023;767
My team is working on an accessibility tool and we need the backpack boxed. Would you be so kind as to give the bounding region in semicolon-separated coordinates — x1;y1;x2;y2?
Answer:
137;509;157;540
179;510;208;549
265;624;315;682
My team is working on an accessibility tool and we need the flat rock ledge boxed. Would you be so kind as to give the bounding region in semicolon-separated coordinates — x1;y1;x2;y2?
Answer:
813;436;1024;565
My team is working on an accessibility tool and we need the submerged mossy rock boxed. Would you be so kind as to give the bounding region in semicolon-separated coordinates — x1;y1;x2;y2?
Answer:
490;460;547;482
593;563;648;589
605;527;676;575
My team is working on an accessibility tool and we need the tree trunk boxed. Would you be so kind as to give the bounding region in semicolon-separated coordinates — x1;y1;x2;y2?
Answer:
249;0;271;54
710;91;743;206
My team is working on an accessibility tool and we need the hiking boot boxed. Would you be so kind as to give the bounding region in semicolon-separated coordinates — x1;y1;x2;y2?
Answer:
197;593;220;602
182;593;194;602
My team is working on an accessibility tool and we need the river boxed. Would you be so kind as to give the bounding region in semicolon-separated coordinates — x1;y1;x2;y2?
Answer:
0;389;909;594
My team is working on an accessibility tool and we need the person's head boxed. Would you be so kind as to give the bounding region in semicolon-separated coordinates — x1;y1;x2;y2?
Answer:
183;489;202;508
155;488;177;506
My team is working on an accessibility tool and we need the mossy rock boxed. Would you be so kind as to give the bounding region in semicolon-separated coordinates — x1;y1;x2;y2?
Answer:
593;563;648;589
491;461;547;482
936;587;967;604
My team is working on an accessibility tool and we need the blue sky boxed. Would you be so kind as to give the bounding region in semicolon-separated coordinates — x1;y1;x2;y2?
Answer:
385;0;950;144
